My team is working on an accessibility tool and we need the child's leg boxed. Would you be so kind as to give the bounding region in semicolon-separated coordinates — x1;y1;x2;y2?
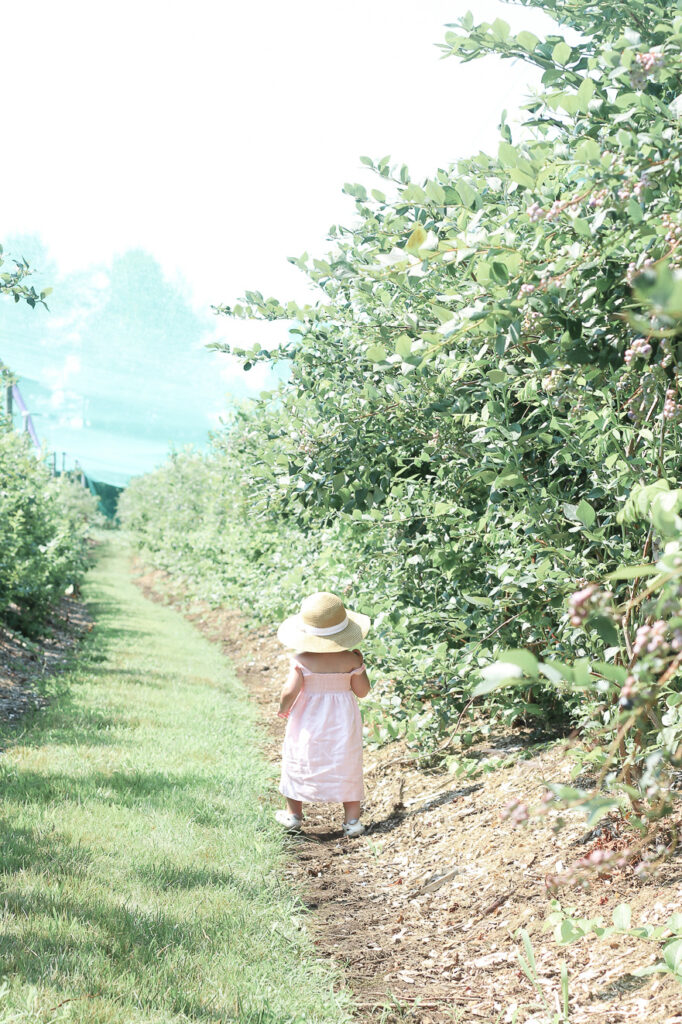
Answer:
286;798;303;817
343;801;361;823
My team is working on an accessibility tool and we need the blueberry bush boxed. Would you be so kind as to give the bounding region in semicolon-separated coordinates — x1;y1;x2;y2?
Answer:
1;369;100;636
122;0;682;849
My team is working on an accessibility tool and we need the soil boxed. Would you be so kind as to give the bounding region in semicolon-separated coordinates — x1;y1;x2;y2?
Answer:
0;596;93;732
135;562;682;1023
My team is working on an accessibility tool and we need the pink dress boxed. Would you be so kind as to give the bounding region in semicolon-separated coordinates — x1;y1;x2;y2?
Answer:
279;656;365;803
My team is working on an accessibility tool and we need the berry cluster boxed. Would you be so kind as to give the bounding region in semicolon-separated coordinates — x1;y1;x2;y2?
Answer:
588;189;608;209
626;257;654;285
662;213;682;247
630;50;665;89
545;199;564;222
624;337;652;365
649;332;674;370
568;584;612;628
500;798;529;825
633;173;651;200
542;369;561;393
522;308;541;334
519;283;535;297
636;51;665;72
545;848;626;891
618;675;637;711
526;200;565;222
663;388;682;421
633;620;668;657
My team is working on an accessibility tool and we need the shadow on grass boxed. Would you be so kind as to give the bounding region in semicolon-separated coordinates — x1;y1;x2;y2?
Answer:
136;860;263;900
78;667;175;689
0;762;241;833
0;821;288;1022
0;823;96;877
1;700;130;752
0;874;246;1020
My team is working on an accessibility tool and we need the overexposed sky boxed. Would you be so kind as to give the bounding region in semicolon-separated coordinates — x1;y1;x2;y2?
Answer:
0;1;571;483
1;0;561;314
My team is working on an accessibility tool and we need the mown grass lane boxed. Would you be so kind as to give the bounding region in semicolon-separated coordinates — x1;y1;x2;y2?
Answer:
0;536;351;1024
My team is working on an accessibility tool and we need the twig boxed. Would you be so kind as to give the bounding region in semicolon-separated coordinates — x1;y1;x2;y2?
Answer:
365;755;419;775
476;892;512;919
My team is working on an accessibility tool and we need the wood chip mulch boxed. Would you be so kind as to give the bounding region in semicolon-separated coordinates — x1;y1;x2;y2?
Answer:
133;562;682;1024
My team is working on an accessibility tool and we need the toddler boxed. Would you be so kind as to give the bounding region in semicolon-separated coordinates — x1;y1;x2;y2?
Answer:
275;591;371;837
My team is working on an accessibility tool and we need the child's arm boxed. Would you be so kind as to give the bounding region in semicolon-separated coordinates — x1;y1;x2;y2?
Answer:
278;663;303;718
349;650;370;699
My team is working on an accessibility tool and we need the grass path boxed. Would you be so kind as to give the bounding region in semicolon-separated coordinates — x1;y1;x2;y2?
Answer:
0;537;351;1024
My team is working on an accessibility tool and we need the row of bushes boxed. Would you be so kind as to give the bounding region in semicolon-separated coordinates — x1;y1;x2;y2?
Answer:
0;366;102;636
122;0;681;840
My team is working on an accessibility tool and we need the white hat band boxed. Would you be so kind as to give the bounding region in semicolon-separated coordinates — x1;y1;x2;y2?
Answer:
301;615;349;636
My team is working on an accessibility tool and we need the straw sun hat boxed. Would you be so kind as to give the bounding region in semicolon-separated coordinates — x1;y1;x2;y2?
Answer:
277;591;371;653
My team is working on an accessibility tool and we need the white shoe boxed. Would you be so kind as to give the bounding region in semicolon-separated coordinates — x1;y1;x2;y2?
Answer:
342;818;365;838
275;810;302;831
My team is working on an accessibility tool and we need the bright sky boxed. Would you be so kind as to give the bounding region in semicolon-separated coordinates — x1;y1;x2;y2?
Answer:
0;0;566;485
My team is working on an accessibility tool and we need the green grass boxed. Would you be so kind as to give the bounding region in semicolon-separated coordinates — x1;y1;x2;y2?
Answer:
0;537;351;1024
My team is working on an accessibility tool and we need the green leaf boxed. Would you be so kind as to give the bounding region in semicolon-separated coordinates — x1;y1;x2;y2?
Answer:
461;593;493;608
634;264;682;316
471;672;524;697
591;662;627;684
490;261;510;284
516;30;539;53
588;615;620;649
539;661;573;683
617;479;670;525
575;499;596;527
557;918;587;944
455;181;477;208
491;18;511;41
664;939;682;974
498;141;518;168
552;41;572;65
627;198;643;223
651;490;682;539
613;904;632;931
607;564;663;580
558;93;580;116
520;929;537;973
405;224;428;252
576;77;595;112
509;167;536;188
479;661;524;684
365;344;387;362
425;180;446;205
401;183;428;203
575;139;601;163
497;649;539;675
433;501;452;516
666;912;682;934
395;334;413;359
493;472;525;489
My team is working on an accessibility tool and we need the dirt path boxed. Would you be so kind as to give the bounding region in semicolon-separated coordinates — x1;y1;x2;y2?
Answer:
133;562;682;1024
